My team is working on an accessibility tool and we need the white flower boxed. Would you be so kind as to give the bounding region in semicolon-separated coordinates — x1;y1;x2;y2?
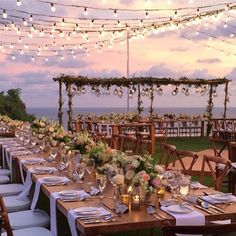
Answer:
132;160;140;168
154;165;165;174
125;170;135;180
112;174;124;185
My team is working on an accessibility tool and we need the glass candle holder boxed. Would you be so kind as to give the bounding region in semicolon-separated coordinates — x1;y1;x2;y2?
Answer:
120;194;129;206
131;194;140;211
156;185;165;198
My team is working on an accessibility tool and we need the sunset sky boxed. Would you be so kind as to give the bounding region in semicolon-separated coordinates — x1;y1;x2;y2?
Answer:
0;0;235;110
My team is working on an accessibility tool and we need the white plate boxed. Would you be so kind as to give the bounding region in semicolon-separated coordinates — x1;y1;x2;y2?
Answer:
166;204;193;214
211;193;232;201
43;176;63;183
34;167;53;172
25;158;42;164
59;190;80;198
74;207;100;215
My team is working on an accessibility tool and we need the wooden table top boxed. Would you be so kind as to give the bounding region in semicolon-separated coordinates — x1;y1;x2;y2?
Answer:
11;152;236;236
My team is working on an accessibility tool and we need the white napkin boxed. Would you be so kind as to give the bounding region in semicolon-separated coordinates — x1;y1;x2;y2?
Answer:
161;204;205;236
68;207;111;236
31;176;70;210
11;150;32;156
201;194;236;204
191;181;208;189
50;190;90;236
4;150;12;180
17;169;33;201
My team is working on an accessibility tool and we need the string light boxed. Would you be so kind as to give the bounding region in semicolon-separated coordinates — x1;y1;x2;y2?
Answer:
16;0;22;6
2;9;7;19
114;10;117;17
29;14;33;22
23;18;27;26
51;3;56;12
84;7;88;16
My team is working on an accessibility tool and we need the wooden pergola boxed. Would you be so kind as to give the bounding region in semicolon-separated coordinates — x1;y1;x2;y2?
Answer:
53;75;231;131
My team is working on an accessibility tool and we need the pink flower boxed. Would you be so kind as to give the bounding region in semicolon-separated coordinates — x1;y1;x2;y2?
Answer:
151;178;161;188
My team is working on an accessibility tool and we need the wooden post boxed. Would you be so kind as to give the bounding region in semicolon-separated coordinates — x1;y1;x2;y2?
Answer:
67;83;73;131
150;122;155;154
137;84;142;117
58;81;63;125
206;84;214;136
149;85;154;118
223;82;229;119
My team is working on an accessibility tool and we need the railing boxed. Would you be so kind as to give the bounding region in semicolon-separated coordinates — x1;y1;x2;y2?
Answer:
72;119;206;138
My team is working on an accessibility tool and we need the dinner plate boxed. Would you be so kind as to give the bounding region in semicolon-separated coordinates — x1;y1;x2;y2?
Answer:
210;193;232;201
166;204;193;214
34;167;52;172
42;176;63;183
59;190;80;198
74;207;100;215
24;158;42;164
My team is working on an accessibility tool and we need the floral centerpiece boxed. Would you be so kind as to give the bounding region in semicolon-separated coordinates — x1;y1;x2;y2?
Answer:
72;132;94;154
86;141;113;166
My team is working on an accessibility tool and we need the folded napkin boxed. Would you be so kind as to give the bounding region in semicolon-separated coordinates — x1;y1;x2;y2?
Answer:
68;207;111;236
191;181;208;189
50;190;90;236
201;193;236;204
31;176;70;210
161;204;205;236
17;169;33;201
31;166;58;174
11;150;32;156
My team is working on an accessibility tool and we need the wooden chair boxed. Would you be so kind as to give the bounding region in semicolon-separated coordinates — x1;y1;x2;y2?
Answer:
163;222;236;236
0;194;53;236
200;154;231;191
175;150;199;175
210;136;229;158
159;143;176;169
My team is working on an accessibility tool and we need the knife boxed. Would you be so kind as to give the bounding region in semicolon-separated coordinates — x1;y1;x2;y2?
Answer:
199;197;225;213
194;204;214;214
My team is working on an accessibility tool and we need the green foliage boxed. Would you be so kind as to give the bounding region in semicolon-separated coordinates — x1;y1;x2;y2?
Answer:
0;88;35;122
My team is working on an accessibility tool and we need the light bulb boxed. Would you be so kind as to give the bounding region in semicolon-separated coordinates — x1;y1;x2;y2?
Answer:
31;56;35;61
3;9;7;18
51;3;56;12
23;18;27;26
84;7;88;15
29;14;33;22
114;10;117;17
16;0;22;6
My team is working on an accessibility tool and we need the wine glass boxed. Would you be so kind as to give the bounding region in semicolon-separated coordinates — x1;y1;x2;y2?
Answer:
85;158;95;186
96;174;107;193
38;140;45;152
49;147;58;162
73;162;86;183
85;158;95;175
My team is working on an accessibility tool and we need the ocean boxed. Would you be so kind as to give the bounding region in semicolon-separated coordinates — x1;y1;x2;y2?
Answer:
27;107;236;126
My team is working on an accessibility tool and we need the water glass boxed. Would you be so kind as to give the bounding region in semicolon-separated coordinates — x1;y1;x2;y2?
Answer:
74;163;86;183
96;174;107;193
179;175;191;197
85;159;95;175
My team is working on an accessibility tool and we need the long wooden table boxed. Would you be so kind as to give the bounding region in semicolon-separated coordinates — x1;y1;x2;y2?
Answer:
7;151;236;236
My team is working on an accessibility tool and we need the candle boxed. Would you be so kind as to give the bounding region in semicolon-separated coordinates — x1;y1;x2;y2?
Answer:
127;186;132;194
134;195;140;204
121;194;129;206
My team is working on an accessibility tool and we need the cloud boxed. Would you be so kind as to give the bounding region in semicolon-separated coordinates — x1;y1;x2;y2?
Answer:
171;47;189;52
137;64;185;78
79;68;122;78
190;69;212;79
196;58;221;64
40;56;91;68
119;0;135;5
16;71;54;85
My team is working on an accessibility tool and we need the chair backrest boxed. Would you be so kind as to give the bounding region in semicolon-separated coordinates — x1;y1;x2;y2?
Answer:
175;150;198;175
0;194;13;236
200;154;231;191
159;143;176;169
163;222;236;236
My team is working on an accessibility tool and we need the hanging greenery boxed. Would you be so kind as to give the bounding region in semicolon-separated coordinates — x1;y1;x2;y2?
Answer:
53;74;230;88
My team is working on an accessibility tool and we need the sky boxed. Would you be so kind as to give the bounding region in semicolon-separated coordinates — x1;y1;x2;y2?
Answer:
0;0;236;109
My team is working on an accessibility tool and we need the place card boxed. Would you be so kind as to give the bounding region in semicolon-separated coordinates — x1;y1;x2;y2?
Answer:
115;203;128;214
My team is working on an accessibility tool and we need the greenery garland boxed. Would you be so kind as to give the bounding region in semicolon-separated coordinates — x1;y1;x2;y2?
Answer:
53;74;230;87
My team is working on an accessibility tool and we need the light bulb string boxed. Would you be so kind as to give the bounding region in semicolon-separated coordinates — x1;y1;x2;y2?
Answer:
37;0;236;12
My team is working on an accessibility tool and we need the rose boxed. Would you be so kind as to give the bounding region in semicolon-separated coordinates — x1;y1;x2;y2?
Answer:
48;127;54;132
131;160;140;168
151;178;161;188
111;174;124;185
125;170;135;180
154;165;165;174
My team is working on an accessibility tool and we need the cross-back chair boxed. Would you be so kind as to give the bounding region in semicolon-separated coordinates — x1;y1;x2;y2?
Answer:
163;222;236;236
0;194;53;236
175;150;199;175
200;154;231;191
159;143;176;169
